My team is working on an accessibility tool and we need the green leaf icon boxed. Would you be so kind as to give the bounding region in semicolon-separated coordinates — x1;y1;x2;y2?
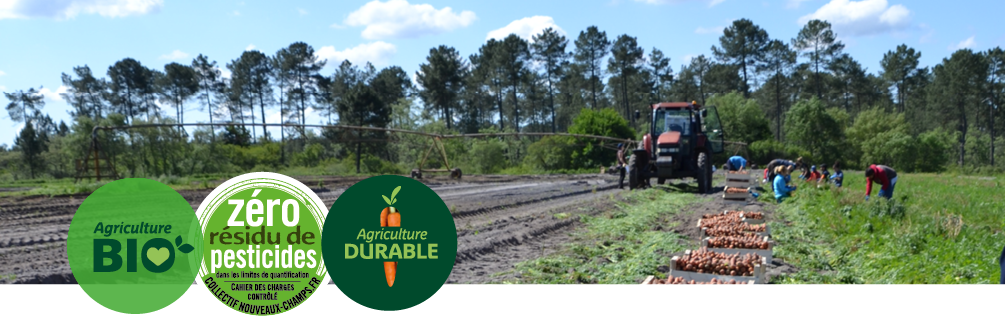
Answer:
178;244;194;254
391;186;401;201
392;198;396;204
175;236;183;247
382;195;392;205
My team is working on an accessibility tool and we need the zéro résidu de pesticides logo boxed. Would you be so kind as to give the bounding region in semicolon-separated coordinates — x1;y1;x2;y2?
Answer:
196;172;328;316
323;175;456;311
67;178;203;314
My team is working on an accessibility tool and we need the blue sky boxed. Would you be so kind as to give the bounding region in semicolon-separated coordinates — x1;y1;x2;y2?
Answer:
1;0;1003;146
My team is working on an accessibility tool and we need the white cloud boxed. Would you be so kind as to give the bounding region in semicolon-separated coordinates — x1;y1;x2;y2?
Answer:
709;0;725;7
486;16;565;42
218;67;231;79
297;8;307;15
786;0;811;8
316;42;397;67
0;0;162;20
246;44;256;51
232;10;240;16
949;36;976;51
0;85;6;91
37;86;68;102
0;70;5;76
159;50;189;60
343;0;476;39
695;26;723;34
799;0;910;36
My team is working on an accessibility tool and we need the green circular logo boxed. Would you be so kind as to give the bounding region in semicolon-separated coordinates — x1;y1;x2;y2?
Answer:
195;172;328;316
67;178;202;314
322;175;457;311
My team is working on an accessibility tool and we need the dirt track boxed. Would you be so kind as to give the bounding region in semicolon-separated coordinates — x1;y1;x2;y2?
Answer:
0;174;624;284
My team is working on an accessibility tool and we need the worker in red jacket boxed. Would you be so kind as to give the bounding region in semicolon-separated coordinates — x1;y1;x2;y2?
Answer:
865;164;898;201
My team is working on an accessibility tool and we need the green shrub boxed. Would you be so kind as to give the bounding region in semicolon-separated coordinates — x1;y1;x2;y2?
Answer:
748;139;812;166
293;143;328;168
469;139;507;173
568;108;635;169
524;136;576;171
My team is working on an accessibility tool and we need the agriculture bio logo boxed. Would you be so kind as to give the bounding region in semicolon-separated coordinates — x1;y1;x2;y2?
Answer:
67;178;203;314
196;172;328;316
323;175;457;311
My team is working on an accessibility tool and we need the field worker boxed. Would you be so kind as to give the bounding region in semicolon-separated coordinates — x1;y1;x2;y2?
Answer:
830;161;844;187
805;165;822;182
865;164;898;201
617;143;627;189
819;165;831;184
773;165;797;203
763;159;796;183
1000;244;1005;284
725;155;747;171
999;244;1004;284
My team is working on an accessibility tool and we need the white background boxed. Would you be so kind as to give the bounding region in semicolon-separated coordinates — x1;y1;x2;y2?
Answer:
1;284;1000;321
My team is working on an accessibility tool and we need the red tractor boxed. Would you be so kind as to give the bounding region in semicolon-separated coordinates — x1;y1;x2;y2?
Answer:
627;101;724;192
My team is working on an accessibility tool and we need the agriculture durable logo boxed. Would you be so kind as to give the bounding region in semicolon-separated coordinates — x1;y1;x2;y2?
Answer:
196;172;328;316
323;175;457;311
67;178;203;314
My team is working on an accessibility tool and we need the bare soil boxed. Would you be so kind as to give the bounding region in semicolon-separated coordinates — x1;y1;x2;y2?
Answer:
0;172;798;284
0;174;626;284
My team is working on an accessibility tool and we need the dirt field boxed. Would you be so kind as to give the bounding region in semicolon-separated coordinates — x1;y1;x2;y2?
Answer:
0;172;795;284
0;174;624;284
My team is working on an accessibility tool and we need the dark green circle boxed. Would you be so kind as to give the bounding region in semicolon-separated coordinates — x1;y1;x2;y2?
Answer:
67;178;202;314
322;175;457;311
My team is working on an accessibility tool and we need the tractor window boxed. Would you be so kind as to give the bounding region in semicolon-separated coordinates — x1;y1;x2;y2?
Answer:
654;109;691;137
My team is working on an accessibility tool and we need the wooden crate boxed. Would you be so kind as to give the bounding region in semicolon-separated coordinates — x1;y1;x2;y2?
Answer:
724;172;753;181
722;187;751;199
740;215;765;225
669;253;767;284
699;226;770;239
701;237;774;263
641;275;756;285
641;275;657;285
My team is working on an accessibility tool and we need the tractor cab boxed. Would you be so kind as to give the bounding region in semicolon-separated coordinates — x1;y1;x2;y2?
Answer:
628;101;724;192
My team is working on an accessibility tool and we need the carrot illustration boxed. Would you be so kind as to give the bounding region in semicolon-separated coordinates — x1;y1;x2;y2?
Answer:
384;261;397;287
380;207;390;227
382;186;401;287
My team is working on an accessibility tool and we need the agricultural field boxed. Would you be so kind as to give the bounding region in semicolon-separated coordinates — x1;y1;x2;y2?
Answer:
503;171;1004;284
770;172;1004;284
1;171;1001;284
0;173;624;284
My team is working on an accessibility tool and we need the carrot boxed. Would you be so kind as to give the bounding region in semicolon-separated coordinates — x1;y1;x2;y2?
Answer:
385;207;400;287
387;207;400;227
380;207;389;227
384;261;396;287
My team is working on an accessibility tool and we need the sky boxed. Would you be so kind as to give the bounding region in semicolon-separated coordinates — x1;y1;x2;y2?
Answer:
1;0;1003;146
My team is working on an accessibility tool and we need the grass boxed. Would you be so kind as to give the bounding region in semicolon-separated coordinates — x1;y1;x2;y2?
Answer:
503;189;698;284
770;172;1004;284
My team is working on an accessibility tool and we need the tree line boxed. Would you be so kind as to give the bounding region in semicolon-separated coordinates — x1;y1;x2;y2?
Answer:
3;18;1004;180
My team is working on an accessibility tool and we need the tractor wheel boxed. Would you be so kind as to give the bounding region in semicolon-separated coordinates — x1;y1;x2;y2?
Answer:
411;169;422;179
628;154;640;190
450;168;463;180
697;152;711;193
657;178;666;185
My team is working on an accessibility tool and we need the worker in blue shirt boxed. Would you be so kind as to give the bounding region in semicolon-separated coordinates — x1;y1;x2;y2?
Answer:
725;156;747;171
1000;244;1005;284
773;165;797;203
830;161;844;187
